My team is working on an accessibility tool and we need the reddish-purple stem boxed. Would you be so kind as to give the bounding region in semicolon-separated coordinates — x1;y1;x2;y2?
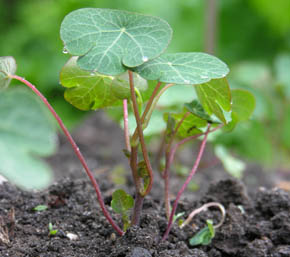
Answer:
10;75;124;236
162;124;211;241
128;70;153;196
122;99;130;152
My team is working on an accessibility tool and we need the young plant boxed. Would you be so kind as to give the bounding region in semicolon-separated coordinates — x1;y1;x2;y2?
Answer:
0;8;255;241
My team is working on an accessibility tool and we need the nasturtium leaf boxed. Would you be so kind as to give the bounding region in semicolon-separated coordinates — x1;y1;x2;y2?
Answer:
111;189;134;214
0;88;57;190
60;8;172;75
60;57;147;110
164;109;207;139
135;52;229;85
189;219;215;246
195;78;232;123
185;100;212;121
224;89;255;131
0;56;17;90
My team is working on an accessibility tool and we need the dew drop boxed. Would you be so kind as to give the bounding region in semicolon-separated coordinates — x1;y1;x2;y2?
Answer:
90;72;95;76
184;79;190;84
200;75;208;79
142;56;148;62
167;62;172;66
62;47;68;54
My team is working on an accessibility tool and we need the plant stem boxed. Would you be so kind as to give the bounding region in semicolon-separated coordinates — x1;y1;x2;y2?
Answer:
131;81;162;144
131;192;145;226
162;124;211;241
180;202;226;229
122;99;131;152
128;70;153;196
10;75;124;236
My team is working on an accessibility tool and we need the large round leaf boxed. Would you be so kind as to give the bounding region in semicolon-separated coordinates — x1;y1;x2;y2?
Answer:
0;56;17;90
135;52;229;85
60;8;172;75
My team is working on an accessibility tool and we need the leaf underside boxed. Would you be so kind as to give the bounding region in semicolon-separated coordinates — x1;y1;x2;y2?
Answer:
60;8;172;75
135;52;229;85
0;56;17;90
195;78;232;124
60;57;148;110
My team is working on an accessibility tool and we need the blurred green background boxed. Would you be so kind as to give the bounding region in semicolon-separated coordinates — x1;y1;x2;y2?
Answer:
1;0;290;171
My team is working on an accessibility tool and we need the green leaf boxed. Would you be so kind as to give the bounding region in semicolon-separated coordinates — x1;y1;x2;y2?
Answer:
195;78;232;123
111;189;134;214
48;223;58;236
60;57;147;110
137;161;150;192
224;89;255;131
189;219;215;246
33;205;48;211
164;109;207;138
185;100;212;121
215;145;245;178
0;56;17;90
0;88;57;190
135;52;229;84
165;114;176;143
60;8;172;75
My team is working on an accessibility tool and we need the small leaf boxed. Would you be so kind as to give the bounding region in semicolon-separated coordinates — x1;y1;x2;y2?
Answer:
0;88;57;190
0;56;17;90
111;189;134;214
33;205;48;212
137;161;150;192
135;52;229;84
195;78;232;123
164;109;207;139
48;223;58;236
189;219;215;246
60;8;172;75
224;89;255;131
60;57;147;110
185;100;212;121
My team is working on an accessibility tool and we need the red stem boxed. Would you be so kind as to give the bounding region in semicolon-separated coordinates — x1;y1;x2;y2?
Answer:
10;75;124;236
128;71;153;196
162;124;211;241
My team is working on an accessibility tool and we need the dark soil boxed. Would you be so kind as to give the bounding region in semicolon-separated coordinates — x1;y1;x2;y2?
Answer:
1;112;290;256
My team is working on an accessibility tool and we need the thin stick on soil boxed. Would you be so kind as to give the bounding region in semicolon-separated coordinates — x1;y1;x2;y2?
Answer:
180;202;226;229
162;124;211;241
122;99;131;152
9;75;124;236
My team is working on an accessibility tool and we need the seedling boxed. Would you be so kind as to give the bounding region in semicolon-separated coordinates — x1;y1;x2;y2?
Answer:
48;222;58;236
0;8;255;241
189;219;215;246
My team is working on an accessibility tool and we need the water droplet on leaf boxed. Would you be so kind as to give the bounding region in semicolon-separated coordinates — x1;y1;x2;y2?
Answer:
142;56;148;62
184;80;190;84
62;47;68;54
200;75;208;79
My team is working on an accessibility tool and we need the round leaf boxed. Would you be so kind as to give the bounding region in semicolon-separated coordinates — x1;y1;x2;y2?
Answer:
60;8;172;75
135;52;229;84
111;189;134;214
0;56;17;90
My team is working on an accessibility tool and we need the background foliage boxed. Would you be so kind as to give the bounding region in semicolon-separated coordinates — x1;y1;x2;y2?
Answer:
1;0;290;170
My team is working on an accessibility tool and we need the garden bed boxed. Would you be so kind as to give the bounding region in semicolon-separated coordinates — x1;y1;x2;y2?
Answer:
1;112;290;257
